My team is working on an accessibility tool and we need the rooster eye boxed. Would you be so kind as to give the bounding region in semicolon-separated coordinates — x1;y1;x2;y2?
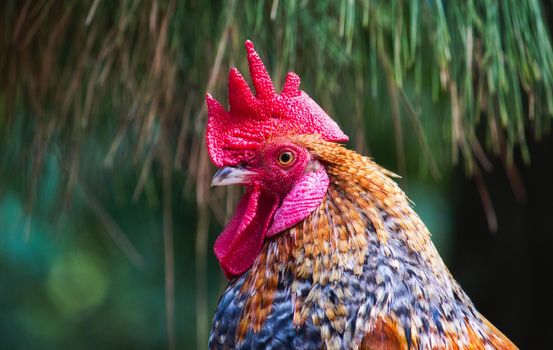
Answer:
278;151;295;166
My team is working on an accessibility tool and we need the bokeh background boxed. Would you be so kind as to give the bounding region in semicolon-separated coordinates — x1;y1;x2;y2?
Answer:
1;1;552;349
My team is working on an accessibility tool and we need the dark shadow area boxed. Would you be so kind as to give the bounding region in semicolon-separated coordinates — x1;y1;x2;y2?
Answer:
452;134;553;349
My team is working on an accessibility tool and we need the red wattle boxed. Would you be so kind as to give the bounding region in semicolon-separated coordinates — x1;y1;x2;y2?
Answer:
214;188;278;278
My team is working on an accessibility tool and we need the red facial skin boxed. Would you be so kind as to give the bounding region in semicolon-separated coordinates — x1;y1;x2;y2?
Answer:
213;140;317;279
248;141;311;195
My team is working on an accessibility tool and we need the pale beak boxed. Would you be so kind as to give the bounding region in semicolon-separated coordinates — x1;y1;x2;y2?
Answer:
211;166;257;187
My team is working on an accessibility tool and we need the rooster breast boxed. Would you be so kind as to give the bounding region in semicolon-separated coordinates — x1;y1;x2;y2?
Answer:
209;268;322;349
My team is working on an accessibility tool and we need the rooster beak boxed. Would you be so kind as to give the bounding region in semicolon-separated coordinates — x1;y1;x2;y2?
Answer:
211;166;257;187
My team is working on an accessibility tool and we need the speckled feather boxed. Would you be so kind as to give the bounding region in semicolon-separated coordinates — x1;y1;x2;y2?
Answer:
209;135;517;350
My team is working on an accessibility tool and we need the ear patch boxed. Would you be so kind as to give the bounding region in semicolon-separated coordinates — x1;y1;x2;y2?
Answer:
267;164;329;237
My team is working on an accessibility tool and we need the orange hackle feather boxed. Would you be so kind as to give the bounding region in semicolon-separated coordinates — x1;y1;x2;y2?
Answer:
230;135;517;350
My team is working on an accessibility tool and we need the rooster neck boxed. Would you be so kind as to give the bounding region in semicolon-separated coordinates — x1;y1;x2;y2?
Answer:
211;136;516;349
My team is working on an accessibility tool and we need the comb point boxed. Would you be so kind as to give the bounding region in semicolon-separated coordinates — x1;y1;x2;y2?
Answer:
245;40;276;99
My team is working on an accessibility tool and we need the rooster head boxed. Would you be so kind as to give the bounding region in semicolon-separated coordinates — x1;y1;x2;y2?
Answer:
206;40;348;278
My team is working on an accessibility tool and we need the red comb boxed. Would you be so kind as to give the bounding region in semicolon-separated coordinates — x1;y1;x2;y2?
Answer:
206;40;348;167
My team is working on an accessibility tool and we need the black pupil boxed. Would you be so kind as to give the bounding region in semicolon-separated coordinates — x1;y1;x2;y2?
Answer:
280;152;292;163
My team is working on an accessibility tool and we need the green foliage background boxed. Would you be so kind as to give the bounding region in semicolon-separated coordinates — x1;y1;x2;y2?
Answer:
1;0;552;349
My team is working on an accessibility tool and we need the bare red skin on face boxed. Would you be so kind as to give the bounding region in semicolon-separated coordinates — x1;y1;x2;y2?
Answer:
214;141;329;278
206;40;347;278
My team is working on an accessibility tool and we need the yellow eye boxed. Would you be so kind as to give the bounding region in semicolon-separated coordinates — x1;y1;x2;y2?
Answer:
278;151;295;166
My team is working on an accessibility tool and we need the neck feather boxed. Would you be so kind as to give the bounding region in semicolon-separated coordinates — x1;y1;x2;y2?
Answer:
232;135;515;349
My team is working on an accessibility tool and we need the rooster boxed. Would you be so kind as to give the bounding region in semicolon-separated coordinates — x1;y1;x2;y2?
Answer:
205;40;517;350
